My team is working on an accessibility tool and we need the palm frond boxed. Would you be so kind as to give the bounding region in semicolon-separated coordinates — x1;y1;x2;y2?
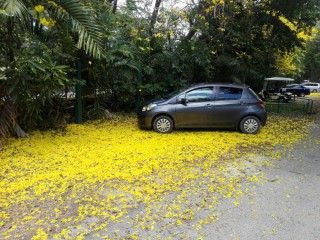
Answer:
2;0;30;17
55;0;104;59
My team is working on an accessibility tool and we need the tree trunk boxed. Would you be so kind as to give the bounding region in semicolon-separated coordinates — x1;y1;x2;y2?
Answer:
112;0;118;14
149;0;162;36
185;0;205;41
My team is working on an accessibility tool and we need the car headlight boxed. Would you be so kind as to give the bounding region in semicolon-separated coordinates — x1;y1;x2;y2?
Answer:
142;104;157;111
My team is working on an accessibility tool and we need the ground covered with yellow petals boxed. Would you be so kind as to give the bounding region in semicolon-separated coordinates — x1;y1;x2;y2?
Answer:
1;94;319;239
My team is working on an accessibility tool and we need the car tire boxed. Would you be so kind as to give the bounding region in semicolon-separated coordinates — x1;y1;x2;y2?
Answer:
299;92;305;97
312;90;317;93
278;97;285;103
240;116;261;134
153;116;173;133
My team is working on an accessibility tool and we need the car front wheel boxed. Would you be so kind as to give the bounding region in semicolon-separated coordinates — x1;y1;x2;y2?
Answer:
299;92;305;97
240;116;261;134
153;116;173;133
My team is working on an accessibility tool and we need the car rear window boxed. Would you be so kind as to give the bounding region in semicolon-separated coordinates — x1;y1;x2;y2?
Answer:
248;88;260;99
217;87;243;100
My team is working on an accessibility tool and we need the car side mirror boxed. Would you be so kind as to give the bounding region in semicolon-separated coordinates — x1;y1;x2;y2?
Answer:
180;98;189;104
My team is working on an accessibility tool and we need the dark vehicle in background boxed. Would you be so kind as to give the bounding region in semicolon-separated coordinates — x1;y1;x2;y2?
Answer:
138;84;267;134
281;85;310;97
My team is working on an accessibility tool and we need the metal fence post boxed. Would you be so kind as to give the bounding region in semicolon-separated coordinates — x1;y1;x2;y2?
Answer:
75;59;83;124
135;65;142;113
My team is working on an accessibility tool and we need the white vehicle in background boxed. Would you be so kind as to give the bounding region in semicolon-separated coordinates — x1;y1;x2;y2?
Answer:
259;77;294;103
301;82;320;93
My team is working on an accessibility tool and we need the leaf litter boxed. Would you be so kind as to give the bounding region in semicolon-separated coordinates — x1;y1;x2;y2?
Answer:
1;94;320;239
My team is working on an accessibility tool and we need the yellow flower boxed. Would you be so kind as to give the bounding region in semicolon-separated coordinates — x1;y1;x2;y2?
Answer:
40;17;49;26
40;17;56;27
34;5;45;13
47;1;58;7
48;19;56;26
0;113;314;238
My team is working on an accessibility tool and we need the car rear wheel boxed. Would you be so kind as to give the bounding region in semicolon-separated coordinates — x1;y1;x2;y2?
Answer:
312;89;317;93
240;116;261;134
153;116;173;133
299;92;305;97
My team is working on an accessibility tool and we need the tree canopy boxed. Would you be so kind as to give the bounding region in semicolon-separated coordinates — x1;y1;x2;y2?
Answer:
1;0;320;140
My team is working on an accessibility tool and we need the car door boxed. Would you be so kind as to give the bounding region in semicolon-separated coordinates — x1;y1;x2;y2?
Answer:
212;86;247;127
174;87;214;128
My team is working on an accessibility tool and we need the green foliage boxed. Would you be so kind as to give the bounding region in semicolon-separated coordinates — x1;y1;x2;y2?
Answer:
304;25;320;81
0;0;105;137
1;0;320;137
55;0;104;58
2;0;30;17
11;41;80;130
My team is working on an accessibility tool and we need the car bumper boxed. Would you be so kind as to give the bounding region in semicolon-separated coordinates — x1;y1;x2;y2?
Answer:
137;111;154;129
260;112;267;127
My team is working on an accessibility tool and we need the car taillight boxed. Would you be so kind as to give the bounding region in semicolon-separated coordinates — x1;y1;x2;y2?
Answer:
256;101;265;109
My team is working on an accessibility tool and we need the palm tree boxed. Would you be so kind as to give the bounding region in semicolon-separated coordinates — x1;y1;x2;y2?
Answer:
0;0;104;144
3;0;103;58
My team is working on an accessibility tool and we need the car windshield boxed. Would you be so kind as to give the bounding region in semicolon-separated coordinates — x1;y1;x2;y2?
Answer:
161;86;189;100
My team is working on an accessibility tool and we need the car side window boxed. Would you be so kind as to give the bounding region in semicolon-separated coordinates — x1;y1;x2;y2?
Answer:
178;87;213;102
217;87;243;100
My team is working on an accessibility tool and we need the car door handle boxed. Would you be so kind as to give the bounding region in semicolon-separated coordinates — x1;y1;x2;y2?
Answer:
205;103;213;107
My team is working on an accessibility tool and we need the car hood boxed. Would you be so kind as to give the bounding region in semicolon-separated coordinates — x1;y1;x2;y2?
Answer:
150;98;168;105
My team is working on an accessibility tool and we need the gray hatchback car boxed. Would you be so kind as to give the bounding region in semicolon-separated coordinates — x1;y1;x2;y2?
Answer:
138;84;267;134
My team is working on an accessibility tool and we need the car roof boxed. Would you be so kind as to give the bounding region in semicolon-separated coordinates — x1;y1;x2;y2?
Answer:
286;84;301;86
190;83;248;89
265;77;294;82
